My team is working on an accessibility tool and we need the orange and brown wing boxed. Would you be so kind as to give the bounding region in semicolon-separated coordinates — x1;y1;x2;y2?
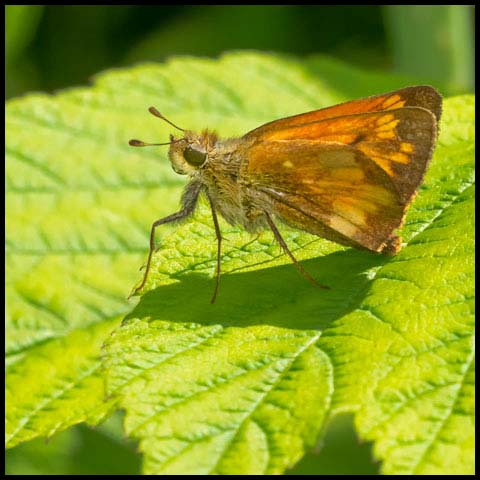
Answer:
241;88;441;253
247;107;438;206
244;141;406;253
244;85;442;140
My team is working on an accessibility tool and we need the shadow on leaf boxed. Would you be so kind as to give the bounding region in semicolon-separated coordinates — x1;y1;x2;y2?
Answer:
125;248;389;331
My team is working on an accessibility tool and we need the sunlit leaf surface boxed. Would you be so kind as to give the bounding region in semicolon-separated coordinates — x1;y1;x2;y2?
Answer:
6;53;474;474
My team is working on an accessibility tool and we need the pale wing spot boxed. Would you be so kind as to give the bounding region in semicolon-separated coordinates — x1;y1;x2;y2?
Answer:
328;216;359;238
376;114;395;126
389;152;410;164
316;149;357;168
364;153;394;175
355;198;379;214
282;160;294;168
381;95;406;109
358;184;397;205
375;119;400;132
333;200;367;226
331;167;364;181
376;131;396;139
400;142;414;153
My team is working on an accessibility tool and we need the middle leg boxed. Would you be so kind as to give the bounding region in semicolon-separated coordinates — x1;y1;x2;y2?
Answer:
207;194;223;304
264;212;330;290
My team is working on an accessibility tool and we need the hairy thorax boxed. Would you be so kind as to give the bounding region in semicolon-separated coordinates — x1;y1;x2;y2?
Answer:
199;136;268;232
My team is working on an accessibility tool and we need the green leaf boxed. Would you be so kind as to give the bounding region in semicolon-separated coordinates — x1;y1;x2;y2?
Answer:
5;317;119;447
6;52;474;475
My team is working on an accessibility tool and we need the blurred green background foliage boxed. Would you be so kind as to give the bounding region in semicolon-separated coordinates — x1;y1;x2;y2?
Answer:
6;5;474;100
5;4;474;475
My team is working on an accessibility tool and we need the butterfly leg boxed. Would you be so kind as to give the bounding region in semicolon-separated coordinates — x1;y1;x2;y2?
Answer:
207;194;222;304
264;212;330;290
129;181;202;297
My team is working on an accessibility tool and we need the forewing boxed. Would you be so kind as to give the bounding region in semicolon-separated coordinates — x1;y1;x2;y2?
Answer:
244;141;406;252
248;107;438;205
244;85;441;139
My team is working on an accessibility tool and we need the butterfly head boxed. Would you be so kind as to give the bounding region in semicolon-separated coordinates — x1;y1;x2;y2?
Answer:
128;107;217;176
168;131;214;175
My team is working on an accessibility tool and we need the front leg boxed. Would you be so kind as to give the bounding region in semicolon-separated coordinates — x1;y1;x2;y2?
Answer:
130;181;203;296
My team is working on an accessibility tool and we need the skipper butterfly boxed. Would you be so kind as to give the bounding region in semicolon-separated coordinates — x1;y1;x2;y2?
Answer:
130;86;442;302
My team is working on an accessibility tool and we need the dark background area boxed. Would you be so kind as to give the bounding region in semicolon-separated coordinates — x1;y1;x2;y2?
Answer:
6;5;475;100
5;4;475;475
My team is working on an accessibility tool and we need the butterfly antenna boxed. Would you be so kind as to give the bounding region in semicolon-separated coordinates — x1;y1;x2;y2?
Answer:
129;139;173;147
148;107;185;132
129;134;185;148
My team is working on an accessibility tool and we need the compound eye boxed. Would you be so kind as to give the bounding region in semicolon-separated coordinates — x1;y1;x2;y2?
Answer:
184;145;207;166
